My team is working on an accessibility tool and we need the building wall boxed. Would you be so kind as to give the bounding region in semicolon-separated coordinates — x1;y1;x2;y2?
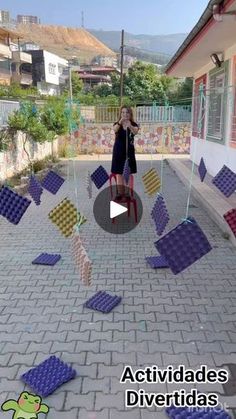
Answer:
0;10;10;23
97;56;117;67
30;50;68;95
43;50;68;85
191;44;236;175
0;131;58;180
17;15;39;24
37;82;60;96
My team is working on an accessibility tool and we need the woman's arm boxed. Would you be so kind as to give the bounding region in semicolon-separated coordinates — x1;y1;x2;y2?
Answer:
113;122;121;133
129;123;139;135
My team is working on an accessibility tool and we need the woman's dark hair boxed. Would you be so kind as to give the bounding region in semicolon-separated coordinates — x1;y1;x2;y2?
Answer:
119;106;135;123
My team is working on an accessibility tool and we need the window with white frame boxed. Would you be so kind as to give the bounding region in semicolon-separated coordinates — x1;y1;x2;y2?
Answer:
192;74;206;138
207;61;228;143
48;63;56;75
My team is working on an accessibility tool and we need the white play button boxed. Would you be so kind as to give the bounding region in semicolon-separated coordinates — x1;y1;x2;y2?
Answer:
110;201;128;219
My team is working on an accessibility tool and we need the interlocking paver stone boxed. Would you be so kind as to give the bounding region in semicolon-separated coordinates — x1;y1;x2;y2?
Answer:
0;160;236;418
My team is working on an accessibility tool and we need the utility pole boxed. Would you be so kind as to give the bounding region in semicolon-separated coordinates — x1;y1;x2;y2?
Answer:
69;66;73;103
119;29;124;107
68;66;73;141
81;11;84;28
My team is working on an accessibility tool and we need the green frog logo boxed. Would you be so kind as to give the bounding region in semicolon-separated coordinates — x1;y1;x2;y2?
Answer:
1;391;49;418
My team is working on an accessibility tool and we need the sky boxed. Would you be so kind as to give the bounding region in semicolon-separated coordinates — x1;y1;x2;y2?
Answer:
2;0;210;35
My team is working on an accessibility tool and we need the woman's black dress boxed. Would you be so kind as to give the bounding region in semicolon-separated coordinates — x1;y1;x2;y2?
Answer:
111;121;138;174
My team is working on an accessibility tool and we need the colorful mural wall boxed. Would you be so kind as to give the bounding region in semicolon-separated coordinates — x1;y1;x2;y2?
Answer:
71;123;191;155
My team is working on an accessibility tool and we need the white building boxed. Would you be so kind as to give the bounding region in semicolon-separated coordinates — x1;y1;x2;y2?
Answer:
0;10;10;24
165;0;236;176
95;55;118;68
29;50;68;95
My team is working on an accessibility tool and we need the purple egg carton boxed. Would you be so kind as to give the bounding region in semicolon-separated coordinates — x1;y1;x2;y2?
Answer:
28;175;43;205
0;186;31;225
90;165;109;189
212;165;236;197
41;170;65;195
146;255;169;269
151;194;170;236
198;157;207;182
166;405;230;418
123;159;131;185
21;355;77;397
155;217;212;275
32;253;61;266
84;291;122;313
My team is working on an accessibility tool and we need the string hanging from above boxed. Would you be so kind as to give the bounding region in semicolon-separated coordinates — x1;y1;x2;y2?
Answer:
122;128;131;185
185;84;206;220
65;84;92;285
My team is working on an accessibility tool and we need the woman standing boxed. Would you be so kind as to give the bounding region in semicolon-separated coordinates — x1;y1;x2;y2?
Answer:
111;106;139;200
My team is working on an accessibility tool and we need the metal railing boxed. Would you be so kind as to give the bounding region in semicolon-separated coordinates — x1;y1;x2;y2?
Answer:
80;105;192;124
0;100;192;128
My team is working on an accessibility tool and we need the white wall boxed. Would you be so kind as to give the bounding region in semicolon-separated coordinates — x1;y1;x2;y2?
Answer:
0;131;59;180
37;81;60;96
43;50;68;85
190;137;236;175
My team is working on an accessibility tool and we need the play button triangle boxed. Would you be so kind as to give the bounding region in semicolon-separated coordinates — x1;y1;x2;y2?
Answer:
110;201;127;218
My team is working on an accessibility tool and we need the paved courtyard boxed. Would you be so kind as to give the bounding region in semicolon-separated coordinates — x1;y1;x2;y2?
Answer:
0;159;236;419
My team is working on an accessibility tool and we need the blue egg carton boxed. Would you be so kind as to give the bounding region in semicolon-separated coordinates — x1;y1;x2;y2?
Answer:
90;165;109;189
32;253;61;266
21;355;77;397
151;194;170;236
146;255;169;269
155;217;212;275
212;165;236;197
198;158;207;182
84;291;122;313
41;170;65;195
28;175;43;205
166;405;231;418
0;186;31;224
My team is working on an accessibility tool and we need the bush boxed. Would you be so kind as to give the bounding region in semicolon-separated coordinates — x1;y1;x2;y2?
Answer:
6;98;77;144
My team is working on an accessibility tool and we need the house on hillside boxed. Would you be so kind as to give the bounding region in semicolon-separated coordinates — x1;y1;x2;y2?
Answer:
0;27;32;87
165;0;236;176
28;49;68;95
73;65;119;89
92;55;118;68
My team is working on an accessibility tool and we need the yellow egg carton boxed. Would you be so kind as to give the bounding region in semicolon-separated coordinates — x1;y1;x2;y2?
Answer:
48;198;78;238
142;168;161;196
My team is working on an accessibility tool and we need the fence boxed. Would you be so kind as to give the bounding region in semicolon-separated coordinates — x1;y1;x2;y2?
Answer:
80;105;192;124
0;100;192;127
0;100;19;127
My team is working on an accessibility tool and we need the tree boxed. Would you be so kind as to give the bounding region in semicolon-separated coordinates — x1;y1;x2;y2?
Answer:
108;61;173;103
173;77;193;104
41;97;70;135
93;84;112;97
125;61;166;102
72;71;83;94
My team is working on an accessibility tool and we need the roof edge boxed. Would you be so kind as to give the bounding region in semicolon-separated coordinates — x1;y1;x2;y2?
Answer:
165;0;225;74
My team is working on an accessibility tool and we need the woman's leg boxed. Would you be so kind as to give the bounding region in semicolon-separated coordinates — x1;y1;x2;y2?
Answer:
116;174;125;196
